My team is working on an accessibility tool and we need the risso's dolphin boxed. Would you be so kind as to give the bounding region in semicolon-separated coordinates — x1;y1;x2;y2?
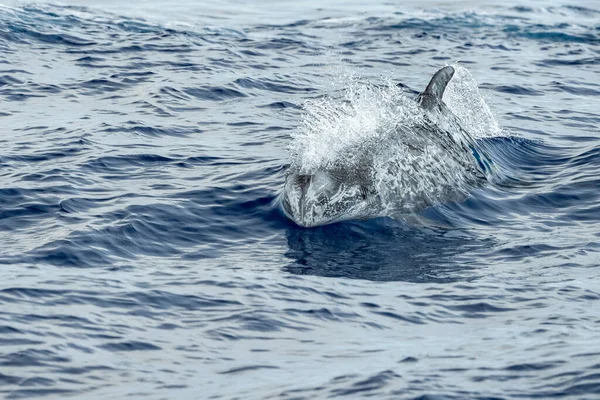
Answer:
281;66;493;228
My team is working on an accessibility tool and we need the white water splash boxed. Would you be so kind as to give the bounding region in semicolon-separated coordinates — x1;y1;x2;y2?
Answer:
290;65;502;170
289;77;423;174
443;64;506;138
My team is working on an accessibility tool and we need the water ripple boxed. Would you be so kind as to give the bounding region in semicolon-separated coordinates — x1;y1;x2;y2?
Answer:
0;1;599;399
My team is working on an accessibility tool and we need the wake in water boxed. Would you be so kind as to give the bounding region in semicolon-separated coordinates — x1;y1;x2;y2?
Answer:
282;65;503;227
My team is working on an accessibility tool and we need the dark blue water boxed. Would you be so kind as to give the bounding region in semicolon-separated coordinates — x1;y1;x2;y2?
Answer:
1;1;599;398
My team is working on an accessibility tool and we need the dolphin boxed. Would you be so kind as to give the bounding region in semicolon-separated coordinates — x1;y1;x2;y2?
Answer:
281;66;492;228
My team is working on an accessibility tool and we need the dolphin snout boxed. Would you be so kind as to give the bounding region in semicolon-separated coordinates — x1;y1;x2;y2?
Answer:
282;172;337;227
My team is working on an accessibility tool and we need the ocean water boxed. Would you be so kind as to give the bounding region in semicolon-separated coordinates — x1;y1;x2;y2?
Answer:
1;0;599;398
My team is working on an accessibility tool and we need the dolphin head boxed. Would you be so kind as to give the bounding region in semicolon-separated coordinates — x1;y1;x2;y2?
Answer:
281;168;378;227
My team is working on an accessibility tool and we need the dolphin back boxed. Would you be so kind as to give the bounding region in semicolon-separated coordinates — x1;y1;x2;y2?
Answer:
417;66;454;111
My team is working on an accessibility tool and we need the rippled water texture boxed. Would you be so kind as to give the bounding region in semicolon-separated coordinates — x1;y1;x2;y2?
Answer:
1;1;599;399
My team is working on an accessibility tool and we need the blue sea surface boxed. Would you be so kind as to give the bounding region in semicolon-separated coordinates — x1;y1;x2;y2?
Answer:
1;0;599;398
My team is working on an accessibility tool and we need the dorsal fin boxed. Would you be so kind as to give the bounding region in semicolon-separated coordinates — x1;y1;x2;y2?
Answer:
417;66;455;110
